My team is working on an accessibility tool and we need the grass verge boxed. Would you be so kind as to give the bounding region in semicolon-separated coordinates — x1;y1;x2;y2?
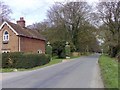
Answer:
99;55;118;88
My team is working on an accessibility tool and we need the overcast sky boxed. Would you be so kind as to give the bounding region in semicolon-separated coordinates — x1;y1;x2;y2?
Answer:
1;0;98;26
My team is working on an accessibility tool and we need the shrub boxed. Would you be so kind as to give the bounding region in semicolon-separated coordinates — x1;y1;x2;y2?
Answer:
46;44;52;58
65;44;71;57
2;52;50;69
52;41;66;58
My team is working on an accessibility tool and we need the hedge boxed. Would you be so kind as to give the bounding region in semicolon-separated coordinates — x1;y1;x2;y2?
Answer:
2;52;50;69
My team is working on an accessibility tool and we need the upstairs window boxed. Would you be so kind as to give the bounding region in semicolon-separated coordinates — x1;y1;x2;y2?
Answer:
3;31;9;41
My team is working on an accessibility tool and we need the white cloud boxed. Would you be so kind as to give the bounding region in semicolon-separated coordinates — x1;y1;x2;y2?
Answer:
1;0;53;25
1;0;98;25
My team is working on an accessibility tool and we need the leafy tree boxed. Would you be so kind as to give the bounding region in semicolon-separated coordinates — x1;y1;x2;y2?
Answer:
41;24;71;44
77;22;100;53
47;2;91;50
29;2;100;56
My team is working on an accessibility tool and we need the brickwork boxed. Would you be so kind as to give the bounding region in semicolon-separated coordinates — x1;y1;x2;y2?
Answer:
20;36;45;53
0;24;19;52
0;24;45;53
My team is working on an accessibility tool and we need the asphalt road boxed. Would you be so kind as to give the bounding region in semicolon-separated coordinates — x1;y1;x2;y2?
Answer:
2;54;104;88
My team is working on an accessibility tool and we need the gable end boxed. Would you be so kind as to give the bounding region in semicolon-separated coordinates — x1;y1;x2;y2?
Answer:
0;21;18;35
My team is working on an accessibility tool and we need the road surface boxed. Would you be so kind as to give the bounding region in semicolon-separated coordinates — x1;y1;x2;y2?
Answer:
2;54;104;88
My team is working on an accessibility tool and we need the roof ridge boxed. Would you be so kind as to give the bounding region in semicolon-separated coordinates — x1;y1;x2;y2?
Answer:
4;21;46;40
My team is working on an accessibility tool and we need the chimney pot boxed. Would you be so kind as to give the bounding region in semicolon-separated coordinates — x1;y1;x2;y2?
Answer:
17;17;25;28
20;17;24;20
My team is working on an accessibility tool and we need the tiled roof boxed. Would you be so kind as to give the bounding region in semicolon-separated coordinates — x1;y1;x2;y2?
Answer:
7;21;46;40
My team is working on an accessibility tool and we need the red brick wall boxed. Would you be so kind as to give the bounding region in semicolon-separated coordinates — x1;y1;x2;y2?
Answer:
20;36;45;53
0;24;19;52
0;24;45;53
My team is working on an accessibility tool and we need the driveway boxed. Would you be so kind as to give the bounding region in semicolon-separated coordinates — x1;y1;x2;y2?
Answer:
2;54;104;88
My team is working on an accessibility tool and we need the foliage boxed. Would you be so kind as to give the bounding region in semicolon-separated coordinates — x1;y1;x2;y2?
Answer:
2;52;50;69
52;41;66;58
47;2;91;50
2;57;63;72
41;25;72;44
29;2;100;54
46;44;52;58
65;44;71;57
99;55;118;88
77;24;100;52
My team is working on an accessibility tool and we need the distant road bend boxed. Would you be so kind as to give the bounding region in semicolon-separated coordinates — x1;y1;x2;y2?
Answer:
2;54;104;88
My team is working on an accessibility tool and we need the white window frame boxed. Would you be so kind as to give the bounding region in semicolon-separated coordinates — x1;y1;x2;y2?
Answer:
38;49;42;54
3;30;9;41
2;50;10;53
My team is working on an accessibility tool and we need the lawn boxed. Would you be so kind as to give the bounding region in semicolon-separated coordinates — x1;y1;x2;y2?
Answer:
99;55;119;88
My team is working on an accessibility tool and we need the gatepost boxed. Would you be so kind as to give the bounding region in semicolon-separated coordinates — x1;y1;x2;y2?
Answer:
46;42;52;60
65;42;70;59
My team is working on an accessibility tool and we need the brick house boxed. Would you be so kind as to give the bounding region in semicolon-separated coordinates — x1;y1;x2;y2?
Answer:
0;17;46;53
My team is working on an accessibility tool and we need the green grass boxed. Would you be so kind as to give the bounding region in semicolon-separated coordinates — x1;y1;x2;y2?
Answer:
99;55;118;88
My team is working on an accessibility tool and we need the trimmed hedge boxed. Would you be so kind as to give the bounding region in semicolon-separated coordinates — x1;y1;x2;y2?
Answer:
2;52;50;69
65;44;71;57
46;45;52;58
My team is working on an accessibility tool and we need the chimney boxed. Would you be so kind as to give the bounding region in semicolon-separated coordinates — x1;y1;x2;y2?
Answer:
17;17;25;28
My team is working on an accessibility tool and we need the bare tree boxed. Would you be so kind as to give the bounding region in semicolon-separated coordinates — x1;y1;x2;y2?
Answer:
97;1;120;57
27;20;51;32
0;1;12;23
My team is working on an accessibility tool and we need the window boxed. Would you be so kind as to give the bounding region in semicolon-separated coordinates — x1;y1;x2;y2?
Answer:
3;31;9;41
38;49;42;54
2;50;10;53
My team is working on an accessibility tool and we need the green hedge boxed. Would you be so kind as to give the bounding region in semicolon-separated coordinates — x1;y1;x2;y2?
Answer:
2;52;50;69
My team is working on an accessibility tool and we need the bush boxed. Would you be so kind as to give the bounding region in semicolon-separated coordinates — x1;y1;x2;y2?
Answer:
2;52;50;69
65;44;71;57
52;41;66;58
46;44;52;58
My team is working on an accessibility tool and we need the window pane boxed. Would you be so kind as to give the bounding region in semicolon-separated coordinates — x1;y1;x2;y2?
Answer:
4;36;5;40
3;31;9;41
5;31;8;34
7;35;8;39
